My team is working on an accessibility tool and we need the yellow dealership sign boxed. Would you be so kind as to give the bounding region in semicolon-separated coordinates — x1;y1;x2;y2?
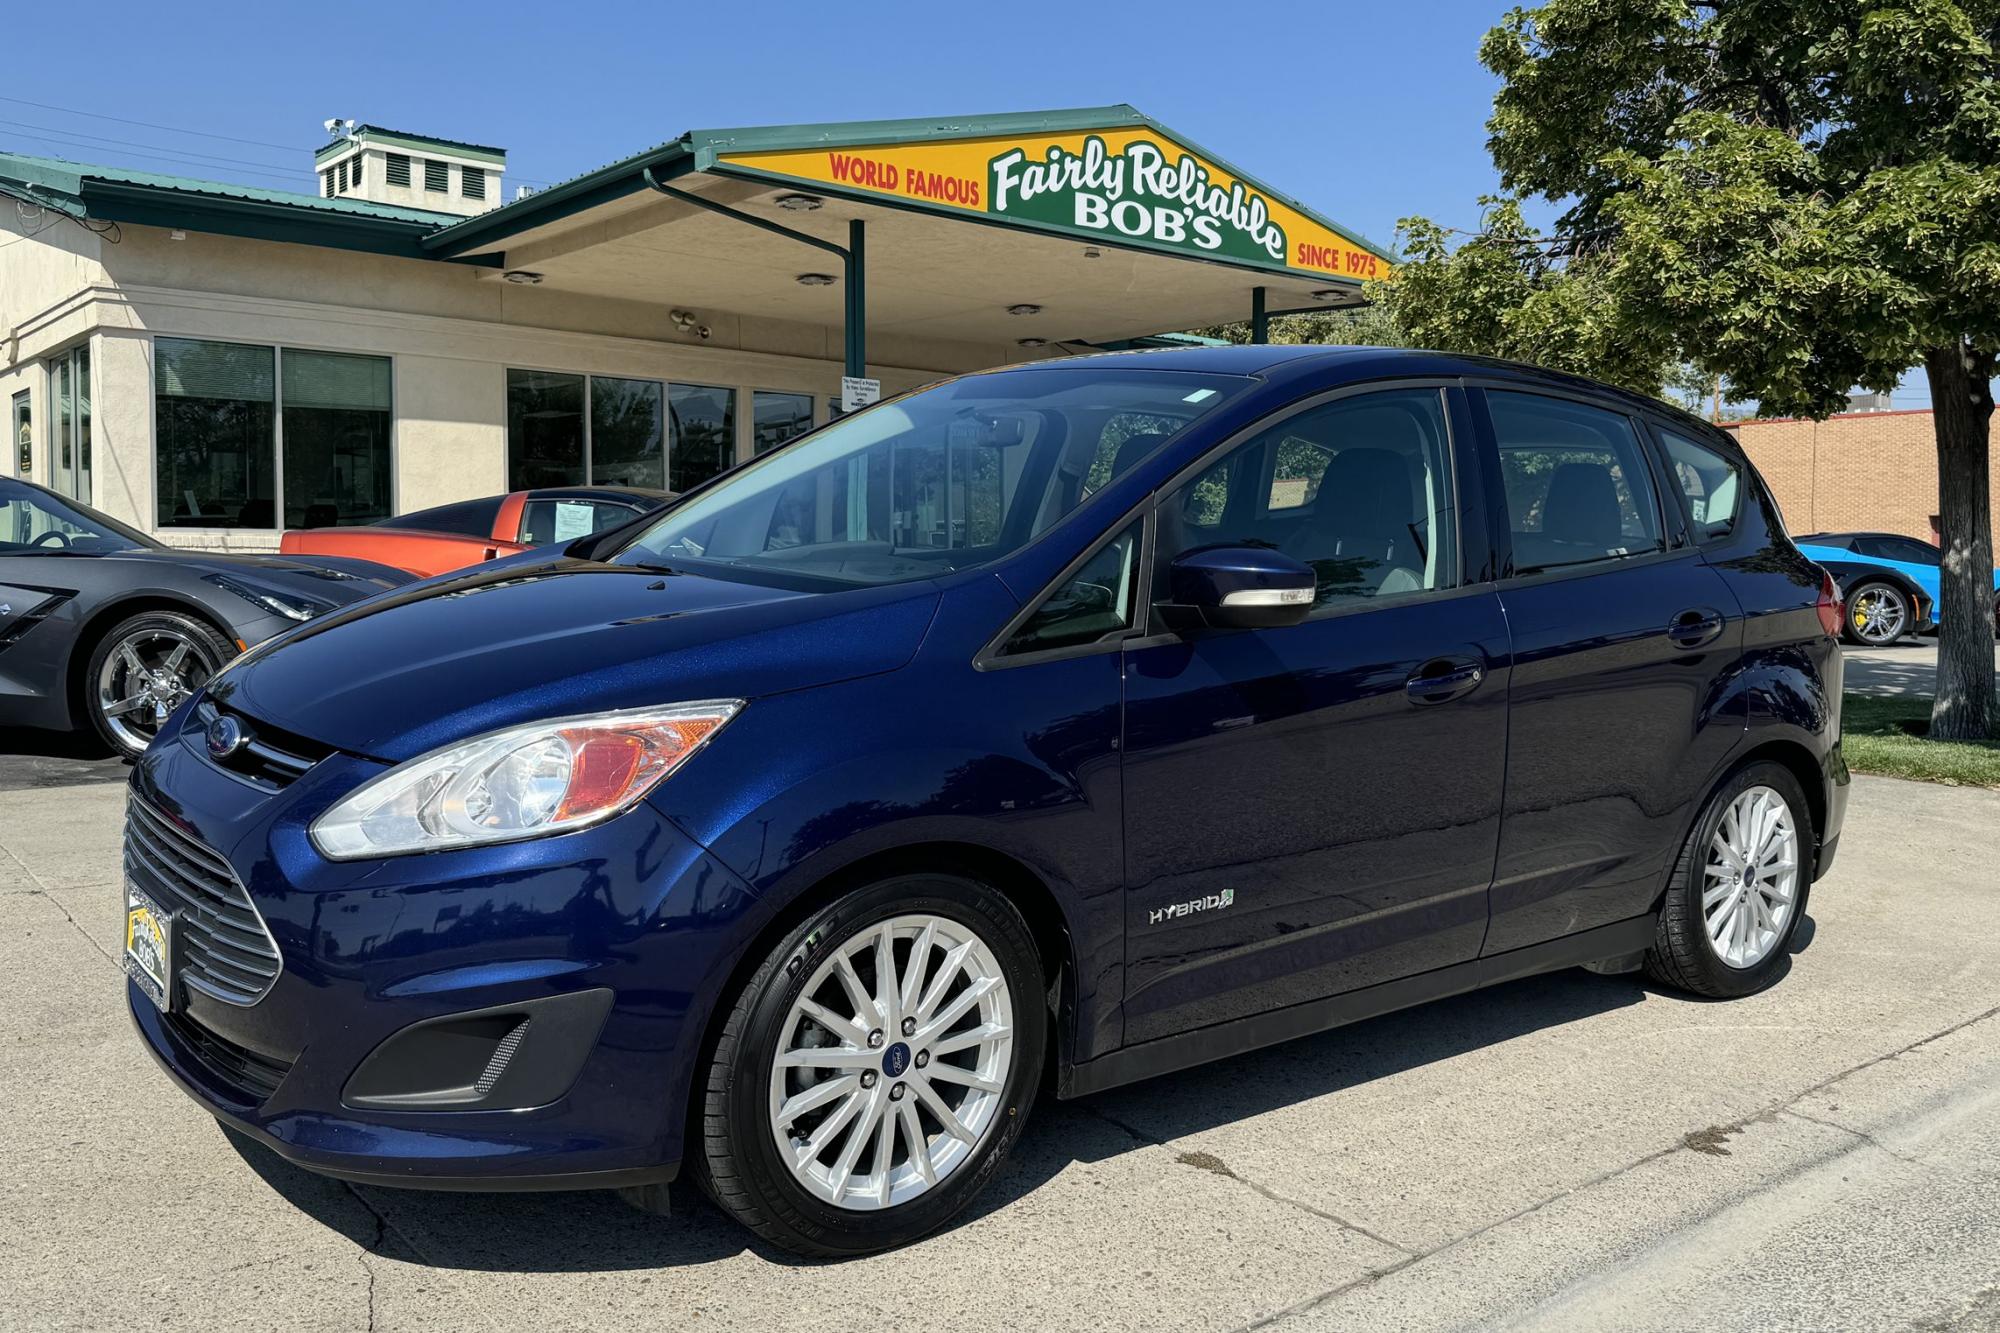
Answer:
714;125;1386;282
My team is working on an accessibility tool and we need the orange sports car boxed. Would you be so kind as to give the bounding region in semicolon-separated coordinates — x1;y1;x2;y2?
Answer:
280;486;674;577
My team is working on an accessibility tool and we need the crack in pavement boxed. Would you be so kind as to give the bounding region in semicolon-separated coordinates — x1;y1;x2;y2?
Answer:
1077;1102;1419;1258
1227;999;2000;1331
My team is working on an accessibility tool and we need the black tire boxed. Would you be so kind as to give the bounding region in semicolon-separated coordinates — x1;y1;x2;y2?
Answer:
1840;579;1910;646
81;610;234;758
695;873;1046;1257
1645;761;1813;998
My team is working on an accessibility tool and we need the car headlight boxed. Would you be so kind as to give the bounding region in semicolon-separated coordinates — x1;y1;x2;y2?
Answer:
310;701;742;860
206;574;329;623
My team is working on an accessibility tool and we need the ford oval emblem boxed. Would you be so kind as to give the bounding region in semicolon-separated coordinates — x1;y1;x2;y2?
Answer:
205;715;246;761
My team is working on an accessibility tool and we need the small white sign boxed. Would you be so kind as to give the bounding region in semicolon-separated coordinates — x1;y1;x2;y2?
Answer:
552;501;596;542
841;376;882;413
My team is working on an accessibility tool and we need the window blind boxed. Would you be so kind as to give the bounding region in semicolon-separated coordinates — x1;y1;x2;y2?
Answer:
156;339;275;402
281;350;391;411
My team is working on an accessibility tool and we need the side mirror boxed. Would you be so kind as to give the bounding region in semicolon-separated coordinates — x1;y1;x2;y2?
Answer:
1166;545;1316;630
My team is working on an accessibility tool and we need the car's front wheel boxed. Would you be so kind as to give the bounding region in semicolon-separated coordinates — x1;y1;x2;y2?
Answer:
83;611;234;758
696;873;1045;1256
1646;761;1812;998
1841;579;1910;646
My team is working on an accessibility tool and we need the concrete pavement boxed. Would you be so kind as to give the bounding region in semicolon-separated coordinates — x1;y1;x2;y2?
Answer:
1;772;1996;1332
1841;637;2000;697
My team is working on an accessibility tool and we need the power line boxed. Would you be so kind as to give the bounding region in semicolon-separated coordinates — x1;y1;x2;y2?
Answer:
0;117;301;174
0;93;309;153
1;129;310;187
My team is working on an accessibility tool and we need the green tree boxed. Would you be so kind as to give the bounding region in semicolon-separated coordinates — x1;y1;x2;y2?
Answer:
1388;0;1999;740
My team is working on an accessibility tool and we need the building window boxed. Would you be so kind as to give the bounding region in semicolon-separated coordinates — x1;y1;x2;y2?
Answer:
386;153;410;188
47;344;90;502
155;338;275;528
590;376;665;488
752;390;815;455
424;159;448;193
12;389;29;477
461;167;486;201
670;383;736;492
506;370;585;489
282;349;393;527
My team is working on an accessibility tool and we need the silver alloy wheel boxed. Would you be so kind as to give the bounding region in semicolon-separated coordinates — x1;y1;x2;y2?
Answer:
96;627;212;753
769;913;1015;1211
1848;584;1908;644
1702;785;1800;969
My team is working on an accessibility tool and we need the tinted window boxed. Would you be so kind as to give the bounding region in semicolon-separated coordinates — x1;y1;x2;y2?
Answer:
282;350;392;528
1658;428;1743;543
520;499;639;546
1855;535;1939;565
378;496;502;536
1004;520;1142;654
669;384;736;492
752;391;815;455
1489;392;1663;574
1153;388;1458;610
590;377;666;489
155;338;275;528
507;370;585;488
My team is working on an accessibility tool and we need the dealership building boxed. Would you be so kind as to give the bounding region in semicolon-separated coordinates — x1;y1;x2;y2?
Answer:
0;106;1390;548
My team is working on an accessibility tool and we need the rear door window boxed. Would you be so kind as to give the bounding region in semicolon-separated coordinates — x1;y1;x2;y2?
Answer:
1488;392;1664;575
1657;428;1744;543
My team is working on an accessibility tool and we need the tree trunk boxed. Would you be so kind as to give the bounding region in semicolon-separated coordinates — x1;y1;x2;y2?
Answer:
1921;347;1997;741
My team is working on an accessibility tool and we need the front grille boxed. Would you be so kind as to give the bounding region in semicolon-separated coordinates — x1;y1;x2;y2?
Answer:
124;794;282;1006
191;699;330;790
162;1008;294;1102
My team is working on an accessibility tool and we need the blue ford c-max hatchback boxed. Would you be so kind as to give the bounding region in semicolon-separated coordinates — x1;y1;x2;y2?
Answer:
128;347;1847;1255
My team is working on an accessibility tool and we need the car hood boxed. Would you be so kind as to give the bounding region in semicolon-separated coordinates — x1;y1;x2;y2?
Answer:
116;548;415;597
209;558;942;762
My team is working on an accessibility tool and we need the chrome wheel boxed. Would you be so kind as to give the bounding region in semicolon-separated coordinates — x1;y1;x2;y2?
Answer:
768;913;1014;1211
1848;584;1908;644
96;627;213;753
1702;786;1799;969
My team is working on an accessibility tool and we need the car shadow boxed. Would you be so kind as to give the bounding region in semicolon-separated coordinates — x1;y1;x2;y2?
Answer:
0;727;126;791
218;933;1808;1273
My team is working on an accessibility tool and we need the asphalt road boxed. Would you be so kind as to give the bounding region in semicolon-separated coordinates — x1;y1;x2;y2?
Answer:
2;769;1997;1331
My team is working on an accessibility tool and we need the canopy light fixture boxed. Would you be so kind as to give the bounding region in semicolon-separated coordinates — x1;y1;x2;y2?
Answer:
1017;337;1049;349
796;272;837;287
1310;288;1352;303
1082;246;1102;259
1007;303;1043;317
774;193;825;212
504;270;545;285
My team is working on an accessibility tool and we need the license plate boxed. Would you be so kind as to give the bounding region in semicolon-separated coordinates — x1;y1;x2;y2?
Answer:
125;883;174;1012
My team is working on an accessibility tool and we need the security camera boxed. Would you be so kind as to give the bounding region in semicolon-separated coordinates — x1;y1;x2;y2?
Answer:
697;324;712;340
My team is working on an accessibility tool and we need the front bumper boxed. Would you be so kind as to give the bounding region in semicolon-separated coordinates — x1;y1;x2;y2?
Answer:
126;710;759;1190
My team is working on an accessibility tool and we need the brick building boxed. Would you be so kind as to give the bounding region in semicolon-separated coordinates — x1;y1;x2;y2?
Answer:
1726;409;2000;542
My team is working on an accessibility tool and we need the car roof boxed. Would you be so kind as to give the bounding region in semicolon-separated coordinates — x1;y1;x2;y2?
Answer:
523;485;675;502
1009;345;1723;435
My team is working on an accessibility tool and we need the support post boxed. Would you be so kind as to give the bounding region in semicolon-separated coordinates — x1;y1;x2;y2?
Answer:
845;219;866;382
1251;286;1269;344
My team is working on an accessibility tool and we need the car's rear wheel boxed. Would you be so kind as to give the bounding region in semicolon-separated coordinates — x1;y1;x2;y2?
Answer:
1841;579;1910;646
695;873;1044;1257
83;611;234;758
1645;761;1811;998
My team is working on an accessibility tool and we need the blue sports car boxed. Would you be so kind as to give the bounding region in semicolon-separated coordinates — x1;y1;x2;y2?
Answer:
1795;530;2000;646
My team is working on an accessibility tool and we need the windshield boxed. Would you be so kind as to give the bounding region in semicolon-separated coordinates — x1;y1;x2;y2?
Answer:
0;481;156;554
613;368;1249;587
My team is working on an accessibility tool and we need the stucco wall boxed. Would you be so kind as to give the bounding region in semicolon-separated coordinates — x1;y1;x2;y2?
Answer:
1727;410;2000;542
1;219;1021;548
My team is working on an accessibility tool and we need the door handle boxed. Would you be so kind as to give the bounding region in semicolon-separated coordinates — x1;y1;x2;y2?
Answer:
1667;608;1726;649
1406;656;1485;705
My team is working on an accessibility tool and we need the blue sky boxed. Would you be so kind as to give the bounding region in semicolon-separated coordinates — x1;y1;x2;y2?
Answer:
1;0;1930;406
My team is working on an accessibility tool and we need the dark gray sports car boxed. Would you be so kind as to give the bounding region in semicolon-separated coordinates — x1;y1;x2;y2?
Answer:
1;477;414;756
